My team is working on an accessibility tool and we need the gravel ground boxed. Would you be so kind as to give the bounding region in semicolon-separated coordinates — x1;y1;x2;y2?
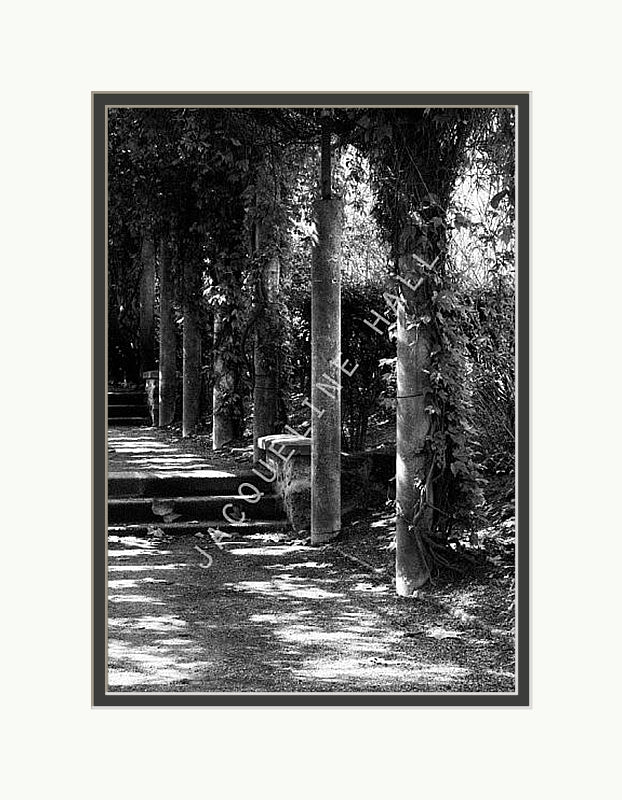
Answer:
108;528;515;695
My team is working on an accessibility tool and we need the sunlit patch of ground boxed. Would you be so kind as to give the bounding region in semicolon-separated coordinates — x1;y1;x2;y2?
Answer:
109;594;166;605
108;635;213;688
292;658;470;684
225;576;346;601
108;427;246;476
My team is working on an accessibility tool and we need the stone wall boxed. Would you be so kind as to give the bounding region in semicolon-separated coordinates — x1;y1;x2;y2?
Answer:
256;435;396;533
256;435;312;533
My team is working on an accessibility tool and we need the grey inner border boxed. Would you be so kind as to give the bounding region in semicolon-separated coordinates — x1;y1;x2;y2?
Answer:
92;91;530;707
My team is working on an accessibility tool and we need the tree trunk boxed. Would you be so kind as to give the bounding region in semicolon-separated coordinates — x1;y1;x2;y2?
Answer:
311;119;342;544
212;310;235;449
252;224;281;462
395;251;434;595
139;232;156;374
182;258;202;437
158;236;176;426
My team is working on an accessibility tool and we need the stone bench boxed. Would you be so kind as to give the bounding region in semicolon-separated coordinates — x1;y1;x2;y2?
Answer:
256;434;312;532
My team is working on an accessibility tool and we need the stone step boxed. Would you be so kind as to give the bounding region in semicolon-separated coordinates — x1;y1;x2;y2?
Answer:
108;494;283;523
108;471;267;498
108;519;289;537
108;391;146;406
108;404;149;418
108;417;151;427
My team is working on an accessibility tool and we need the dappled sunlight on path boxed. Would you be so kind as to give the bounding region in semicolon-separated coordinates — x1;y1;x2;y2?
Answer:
108;427;243;477
107;533;515;694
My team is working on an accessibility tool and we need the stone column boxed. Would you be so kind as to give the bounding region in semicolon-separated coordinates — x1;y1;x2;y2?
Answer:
311;117;343;544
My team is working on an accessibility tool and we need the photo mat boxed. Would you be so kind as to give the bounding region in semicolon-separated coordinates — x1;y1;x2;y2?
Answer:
93;92;529;706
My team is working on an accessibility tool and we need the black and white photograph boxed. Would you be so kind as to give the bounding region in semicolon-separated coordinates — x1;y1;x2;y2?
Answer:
7;0;622;790
7;0;622;791
93;93;528;704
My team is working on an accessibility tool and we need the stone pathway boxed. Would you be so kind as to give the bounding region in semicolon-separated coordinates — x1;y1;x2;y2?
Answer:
108;426;250;477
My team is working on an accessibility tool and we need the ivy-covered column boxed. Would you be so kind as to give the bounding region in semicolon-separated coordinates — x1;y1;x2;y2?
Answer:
311;116;343;544
212;307;236;448
182;257;202;437
158;234;177;426
395;237;434;595
252;219;282;462
139;230;156;375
